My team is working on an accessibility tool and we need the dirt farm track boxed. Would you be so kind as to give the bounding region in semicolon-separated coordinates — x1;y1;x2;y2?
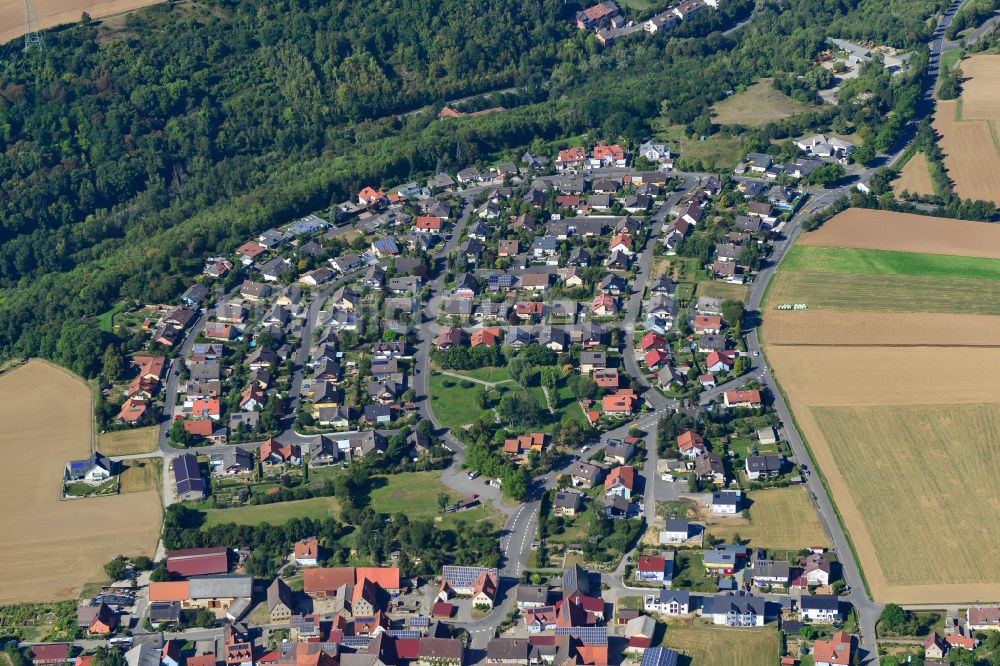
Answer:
0;360;161;603
0;0;161;45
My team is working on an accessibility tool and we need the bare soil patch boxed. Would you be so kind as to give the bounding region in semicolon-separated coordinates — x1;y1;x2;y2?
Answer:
799;208;1000;257
763;310;1000;347
892;152;935;197
0;0;164;45
0;360;161;603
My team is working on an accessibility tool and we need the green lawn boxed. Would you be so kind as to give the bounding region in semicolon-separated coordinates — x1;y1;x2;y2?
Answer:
428;372;489;431
696;281;748;301
97;303;126;332
672;552;717;592
782;245;1000;281
447;366;512;383
200;496;340;527
370;471;502;529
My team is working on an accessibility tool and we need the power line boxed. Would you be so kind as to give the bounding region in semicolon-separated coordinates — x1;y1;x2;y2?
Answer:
24;0;44;51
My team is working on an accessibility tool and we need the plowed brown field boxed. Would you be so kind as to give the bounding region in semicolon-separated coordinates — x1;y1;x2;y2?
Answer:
0;360;161;603
798;208;1000;257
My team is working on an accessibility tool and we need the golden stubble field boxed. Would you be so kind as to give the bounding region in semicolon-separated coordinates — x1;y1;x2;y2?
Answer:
768;347;1000;603
932;55;1000;205
0;360;161;603
0;0;162;45
765;209;1000;603
891;152;935;197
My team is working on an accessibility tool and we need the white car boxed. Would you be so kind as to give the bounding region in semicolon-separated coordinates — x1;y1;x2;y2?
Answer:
581;445;590;453
661;473;674;482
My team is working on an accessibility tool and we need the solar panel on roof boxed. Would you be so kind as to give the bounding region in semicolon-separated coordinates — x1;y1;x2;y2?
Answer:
441;565;498;588
407;617;430;627
555;626;607;645
387;630;421;639
340;636;372;648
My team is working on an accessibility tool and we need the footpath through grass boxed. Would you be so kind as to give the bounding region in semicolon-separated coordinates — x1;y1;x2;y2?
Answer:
782;245;1000;281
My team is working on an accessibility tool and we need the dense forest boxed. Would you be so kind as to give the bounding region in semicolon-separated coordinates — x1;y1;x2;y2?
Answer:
0;0;950;369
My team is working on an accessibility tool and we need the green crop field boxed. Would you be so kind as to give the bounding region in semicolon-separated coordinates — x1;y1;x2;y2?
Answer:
782;245;1000;280
767;271;1000;315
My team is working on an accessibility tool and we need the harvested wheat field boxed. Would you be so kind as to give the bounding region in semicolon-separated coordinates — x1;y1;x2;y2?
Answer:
0;0;163;45
706;486;830;550
0;360;161;603
97;425;159;456
767;346;1000;602
813;404;1000;596
951;55;1000;121
934;99;1000;205
763;310;1000;347
892;152;935;197
799;208;1000;258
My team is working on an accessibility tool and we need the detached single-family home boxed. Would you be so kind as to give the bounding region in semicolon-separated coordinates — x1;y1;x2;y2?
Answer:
711;490;742;514
645;589;690;616
702;593;766;626
724;390;763;409
800;595;842;623
636;555;674;586
604;465;635;498
813;631;853;666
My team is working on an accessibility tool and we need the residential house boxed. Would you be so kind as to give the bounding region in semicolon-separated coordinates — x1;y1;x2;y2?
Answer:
570;461;604;488
695;453;725;484
711;490;742;514
552;491;583;517
660;519;691;544
636;555;674;586
813;631;853;666
745;455;783;480
267;578;295;623
702;593;766;626
804;553;832;587
260;438;302;469
800;595;842;623
604;465;635;498
751;560;790;588
724;390;762;409
173;454;205;501
644;589;690;616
